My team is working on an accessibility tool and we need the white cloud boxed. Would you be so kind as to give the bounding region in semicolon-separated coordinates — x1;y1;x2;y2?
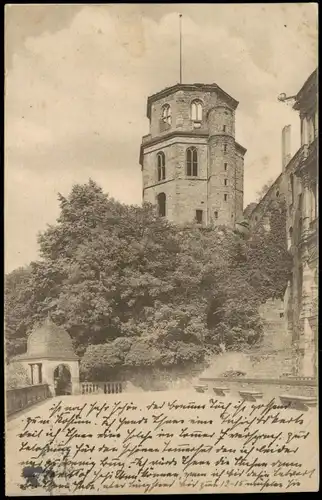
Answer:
5;4;317;271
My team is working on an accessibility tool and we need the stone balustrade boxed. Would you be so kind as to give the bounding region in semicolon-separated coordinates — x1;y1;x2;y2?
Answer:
81;381;124;395
6;384;51;416
199;376;317;400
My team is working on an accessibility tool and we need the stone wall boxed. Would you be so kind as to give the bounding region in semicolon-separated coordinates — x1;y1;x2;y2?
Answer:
207;134;240;227
148;88;232;138
143;138;209;224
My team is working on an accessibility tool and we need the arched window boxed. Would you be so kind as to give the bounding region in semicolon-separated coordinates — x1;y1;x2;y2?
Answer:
186;147;198;176
161;104;171;125
191;100;203;121
157;192;166;217
157;152;166;181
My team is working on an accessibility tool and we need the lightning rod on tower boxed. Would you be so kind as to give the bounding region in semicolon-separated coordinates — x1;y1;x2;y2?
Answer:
179;14;183;84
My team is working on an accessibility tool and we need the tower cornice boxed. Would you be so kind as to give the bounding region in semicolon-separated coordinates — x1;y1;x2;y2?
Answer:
146;83;239;119
139;131;246;165
139;130;209;165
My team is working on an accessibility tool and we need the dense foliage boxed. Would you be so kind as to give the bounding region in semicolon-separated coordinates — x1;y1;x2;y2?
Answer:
5;180;292;381
6;362;31;389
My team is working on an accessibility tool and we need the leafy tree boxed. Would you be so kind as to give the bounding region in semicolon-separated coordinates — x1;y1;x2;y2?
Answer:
6;362;31;389
5;180;292;383
243;199;292;302
5;266;33;358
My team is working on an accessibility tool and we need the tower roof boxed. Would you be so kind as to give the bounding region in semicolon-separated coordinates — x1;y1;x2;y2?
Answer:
146;83;239;119
13;317;79;362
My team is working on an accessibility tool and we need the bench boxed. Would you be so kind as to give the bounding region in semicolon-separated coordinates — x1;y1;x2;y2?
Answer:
279;394;317;411
239;390;263;402
194;385;208;393
213;387;230;396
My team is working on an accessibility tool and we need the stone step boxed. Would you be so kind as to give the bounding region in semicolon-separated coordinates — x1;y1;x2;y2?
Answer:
194;385;208;393
279;394;317;411
239;390;263;401
213;387;230;396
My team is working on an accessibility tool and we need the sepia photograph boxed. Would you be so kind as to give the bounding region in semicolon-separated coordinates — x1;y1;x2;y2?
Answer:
4;3;318;495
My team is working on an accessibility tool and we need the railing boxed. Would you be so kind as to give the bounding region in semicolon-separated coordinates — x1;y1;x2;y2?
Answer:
199;376;317;400
6;384;51;416
199;376;317;387
81;381;124;395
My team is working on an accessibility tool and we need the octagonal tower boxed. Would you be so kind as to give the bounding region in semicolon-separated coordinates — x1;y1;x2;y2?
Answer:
139;82;246;227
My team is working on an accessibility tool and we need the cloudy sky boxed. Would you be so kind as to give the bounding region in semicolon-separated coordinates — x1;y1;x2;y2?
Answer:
5;3;317;272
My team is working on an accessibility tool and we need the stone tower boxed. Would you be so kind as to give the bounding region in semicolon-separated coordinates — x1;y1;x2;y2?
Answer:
139;83;246;227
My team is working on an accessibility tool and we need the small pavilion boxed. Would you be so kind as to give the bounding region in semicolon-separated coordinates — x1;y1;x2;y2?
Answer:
11;317;80;396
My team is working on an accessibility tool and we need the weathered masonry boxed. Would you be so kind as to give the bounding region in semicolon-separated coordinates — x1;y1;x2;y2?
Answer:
140;83;246;228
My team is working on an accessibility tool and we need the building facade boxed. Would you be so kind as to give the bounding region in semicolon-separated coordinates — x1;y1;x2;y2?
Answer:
246;68;318;378
287;69;318;377
139;83;246;227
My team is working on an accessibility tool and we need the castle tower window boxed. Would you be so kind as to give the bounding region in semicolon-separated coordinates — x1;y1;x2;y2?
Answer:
223;144;227;153
224;163;227;170
157;152;166;181
157;192;166;217
186;147;198;176
160;104;171;132
195;210;203;224
191;100;203;121
214;211;218;219
223;125;227;133
224;194;228;201
224;179;228;186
